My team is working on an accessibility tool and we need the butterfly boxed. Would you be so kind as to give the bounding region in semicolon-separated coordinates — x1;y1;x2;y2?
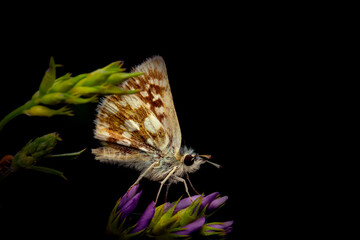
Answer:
92;56;220;203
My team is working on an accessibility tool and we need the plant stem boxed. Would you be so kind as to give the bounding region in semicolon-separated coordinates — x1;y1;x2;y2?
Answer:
0;100;36;132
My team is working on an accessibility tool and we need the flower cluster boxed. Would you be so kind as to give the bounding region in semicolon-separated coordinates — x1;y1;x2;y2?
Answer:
107;185;233;239
24;57;142;117
3;132;84;180
0;57;141;131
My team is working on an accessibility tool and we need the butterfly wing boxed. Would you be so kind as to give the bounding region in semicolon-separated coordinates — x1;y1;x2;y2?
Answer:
93;56;182;163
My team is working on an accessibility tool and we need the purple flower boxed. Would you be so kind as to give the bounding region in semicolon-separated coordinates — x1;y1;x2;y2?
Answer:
117;184;139;210
131;201;155;233
200;192;219;211
207;196;228;212
107;187;233;239
174;194;201;213
117;185;142;220
206;220;233;234
173;217;206;236
163;202;174;212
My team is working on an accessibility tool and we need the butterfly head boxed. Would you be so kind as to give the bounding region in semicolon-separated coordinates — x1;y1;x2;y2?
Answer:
180;147;221;174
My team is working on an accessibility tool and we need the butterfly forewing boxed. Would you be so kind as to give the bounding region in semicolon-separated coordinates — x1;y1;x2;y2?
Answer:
93;56;182;162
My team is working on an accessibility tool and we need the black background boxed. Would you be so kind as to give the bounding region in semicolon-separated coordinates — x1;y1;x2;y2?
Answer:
0;7;310;240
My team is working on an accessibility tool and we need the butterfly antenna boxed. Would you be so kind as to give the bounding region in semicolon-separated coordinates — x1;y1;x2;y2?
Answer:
199;155;222;169
205;160;222;169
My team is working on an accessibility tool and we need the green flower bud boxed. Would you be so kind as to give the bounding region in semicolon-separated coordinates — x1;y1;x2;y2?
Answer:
97;85;139;95
37;93;69;105
65;95;98;105
39;57;56;96
69;86;100;95
103;61;125;71
29;133;60;156
12;133;60;169
75;69;110;87
74;61;126;87
106;72;143;85
49;73;88;93
8;133;84;180
32;90;40;100
56;72;72;81
24;105;73;117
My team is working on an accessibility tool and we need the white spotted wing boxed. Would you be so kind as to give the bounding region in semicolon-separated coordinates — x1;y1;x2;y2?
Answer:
93;56;182;164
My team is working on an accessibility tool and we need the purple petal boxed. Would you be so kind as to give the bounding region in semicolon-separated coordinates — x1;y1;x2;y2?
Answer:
120;190;142;220
174;195;201;212
174;217;206;236
117;185;139;210
163;202;174;212
207;196;228;212
208;220;234;230
200;192;219;211
131;201;155;233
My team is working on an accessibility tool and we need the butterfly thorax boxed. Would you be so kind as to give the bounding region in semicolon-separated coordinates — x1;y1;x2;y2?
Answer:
141;146;204;183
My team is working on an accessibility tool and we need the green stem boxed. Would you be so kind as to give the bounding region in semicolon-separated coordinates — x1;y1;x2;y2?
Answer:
0;100;36;132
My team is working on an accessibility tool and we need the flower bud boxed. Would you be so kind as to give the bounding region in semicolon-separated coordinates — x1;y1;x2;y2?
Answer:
39;57;56;96
69;86;100;95
200;192;219;211
207;196;228;213
131;201;155;233
120;191;142;220
12;133;60;169
173;217;206;236
106;72;143;85
202;221;233;236
38;93;69;105
174;195;201;213
49;74;87;93
117;184;140;210
64;96;97;105
102;61;124;71
96;86;139;95
76;69;109;87
24;105;73;117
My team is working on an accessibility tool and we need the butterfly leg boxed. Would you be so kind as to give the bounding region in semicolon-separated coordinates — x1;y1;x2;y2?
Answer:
185;172;200;195
155;166;178;204
130;161;160;189
164;182;172;203
173;176;192;199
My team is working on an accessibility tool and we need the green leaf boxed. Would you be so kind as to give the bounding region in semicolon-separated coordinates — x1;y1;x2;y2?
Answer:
151;198;181;235
174;195;203;227
39;57;57;96
47;148;86;159
27;165;67;180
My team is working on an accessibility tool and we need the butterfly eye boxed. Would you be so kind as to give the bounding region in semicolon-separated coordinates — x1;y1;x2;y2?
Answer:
184;154;195;166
